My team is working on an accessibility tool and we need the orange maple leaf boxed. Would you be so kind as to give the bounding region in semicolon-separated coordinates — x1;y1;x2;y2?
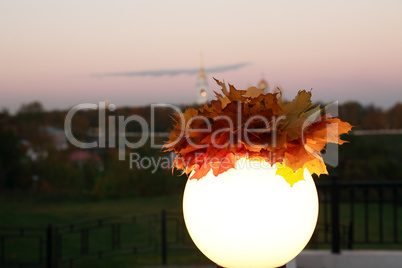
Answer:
163;79;353;185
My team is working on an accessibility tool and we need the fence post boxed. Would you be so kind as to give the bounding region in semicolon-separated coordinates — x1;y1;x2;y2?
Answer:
331;174;340;254
46;224;53;268
161;210;167;265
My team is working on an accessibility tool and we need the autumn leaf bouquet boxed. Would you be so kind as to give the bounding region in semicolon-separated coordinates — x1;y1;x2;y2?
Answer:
163;79;352;186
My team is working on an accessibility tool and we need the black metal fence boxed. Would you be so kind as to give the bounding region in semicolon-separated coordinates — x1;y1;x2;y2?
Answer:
1;180;402;267
0;226;48;267
1;214;159;268
313;179;402;251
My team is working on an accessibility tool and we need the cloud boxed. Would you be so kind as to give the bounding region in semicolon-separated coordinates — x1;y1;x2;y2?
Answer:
93;62;251;77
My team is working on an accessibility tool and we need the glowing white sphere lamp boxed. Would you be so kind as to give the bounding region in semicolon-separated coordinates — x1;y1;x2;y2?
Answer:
183;159;318;268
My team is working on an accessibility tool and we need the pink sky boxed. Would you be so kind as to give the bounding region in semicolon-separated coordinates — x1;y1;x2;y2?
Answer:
1;0;401;113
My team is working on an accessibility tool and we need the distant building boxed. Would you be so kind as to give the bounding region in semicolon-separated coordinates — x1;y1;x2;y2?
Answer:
257;75;281;96
70;150;103;171
41;126;68;150
195;65;279;105
21;140;48;161
196;56;208;106
257;76;269;93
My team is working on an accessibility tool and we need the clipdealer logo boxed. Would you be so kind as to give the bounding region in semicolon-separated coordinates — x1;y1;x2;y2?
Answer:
64;101;340;170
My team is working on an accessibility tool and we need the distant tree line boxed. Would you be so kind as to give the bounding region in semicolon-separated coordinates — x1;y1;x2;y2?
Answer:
339;101;402;129
0;100;401;200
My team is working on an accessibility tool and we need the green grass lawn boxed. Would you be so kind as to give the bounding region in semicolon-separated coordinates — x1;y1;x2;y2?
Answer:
1;195;401;267
0;194;183;226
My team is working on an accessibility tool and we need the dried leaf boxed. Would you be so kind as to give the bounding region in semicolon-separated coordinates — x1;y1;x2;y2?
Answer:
163;79;353;185
275;163;305;187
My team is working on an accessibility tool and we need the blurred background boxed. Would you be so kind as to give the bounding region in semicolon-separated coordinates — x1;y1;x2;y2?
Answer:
0;0;401;267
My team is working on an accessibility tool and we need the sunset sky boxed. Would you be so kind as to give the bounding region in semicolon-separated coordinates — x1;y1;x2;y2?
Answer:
1;0;401;113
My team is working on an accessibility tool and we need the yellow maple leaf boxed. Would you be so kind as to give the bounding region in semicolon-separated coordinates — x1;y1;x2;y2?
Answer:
275;163;305;187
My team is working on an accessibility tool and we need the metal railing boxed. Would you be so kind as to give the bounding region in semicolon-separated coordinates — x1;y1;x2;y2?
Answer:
1;214;158;268
313;179;402;251
1;179;402;267
0;226;48;267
